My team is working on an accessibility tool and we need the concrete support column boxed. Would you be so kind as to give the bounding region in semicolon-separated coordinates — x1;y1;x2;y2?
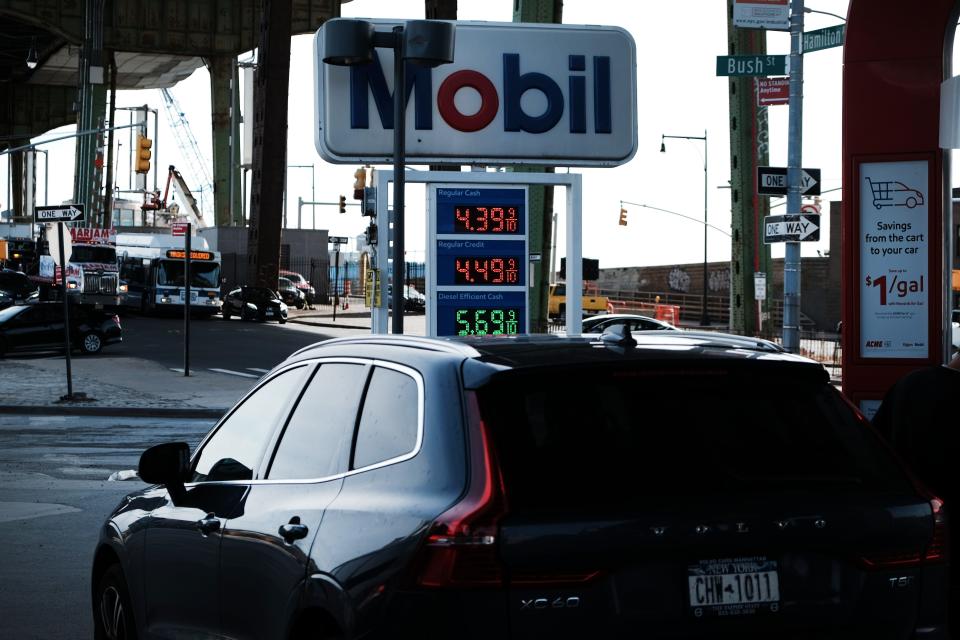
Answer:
209;56;235;227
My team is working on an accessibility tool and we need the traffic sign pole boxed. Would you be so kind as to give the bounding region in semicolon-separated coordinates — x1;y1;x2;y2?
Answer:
783;0;804;354
58;222;74;399
184;224;191;377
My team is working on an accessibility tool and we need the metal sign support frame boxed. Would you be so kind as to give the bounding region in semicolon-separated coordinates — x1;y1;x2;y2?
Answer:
371;170;583;336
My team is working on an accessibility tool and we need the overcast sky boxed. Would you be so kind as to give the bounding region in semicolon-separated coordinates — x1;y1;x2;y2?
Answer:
10;0;866;267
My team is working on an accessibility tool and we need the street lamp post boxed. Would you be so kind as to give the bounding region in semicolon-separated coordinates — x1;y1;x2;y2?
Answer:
322;19;454;334
661;130;710;326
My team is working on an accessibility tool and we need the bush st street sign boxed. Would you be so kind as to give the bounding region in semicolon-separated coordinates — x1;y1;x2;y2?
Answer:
716;55;788;77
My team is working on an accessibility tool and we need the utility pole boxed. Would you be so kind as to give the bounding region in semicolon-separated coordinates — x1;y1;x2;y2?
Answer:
783;0;804;353
247;0;292;288
726;0;772;336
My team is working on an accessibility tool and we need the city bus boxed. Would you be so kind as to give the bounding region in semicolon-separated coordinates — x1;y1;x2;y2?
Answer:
117;233;222;316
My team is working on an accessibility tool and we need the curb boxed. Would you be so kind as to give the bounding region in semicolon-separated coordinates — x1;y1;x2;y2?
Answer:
0;405;226;419
288;317;371;331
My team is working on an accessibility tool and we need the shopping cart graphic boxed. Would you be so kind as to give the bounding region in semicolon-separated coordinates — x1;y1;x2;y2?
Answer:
866;177;924;210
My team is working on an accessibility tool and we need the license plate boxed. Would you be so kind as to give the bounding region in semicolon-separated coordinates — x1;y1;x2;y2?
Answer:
266;309;274;315
688;557;780;617
178;289;199;302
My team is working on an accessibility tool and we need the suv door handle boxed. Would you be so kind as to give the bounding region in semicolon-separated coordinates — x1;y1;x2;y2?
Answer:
197;512;221;535
279;516;308;543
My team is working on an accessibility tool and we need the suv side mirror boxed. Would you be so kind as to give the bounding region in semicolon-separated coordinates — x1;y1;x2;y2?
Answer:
139;442;191;498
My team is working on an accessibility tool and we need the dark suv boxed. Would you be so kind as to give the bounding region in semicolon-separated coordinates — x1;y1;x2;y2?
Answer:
92;333;948;639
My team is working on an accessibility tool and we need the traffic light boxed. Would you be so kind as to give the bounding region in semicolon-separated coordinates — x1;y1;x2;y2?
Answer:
353;167;367;200
135;134;152;174
619;207;628;226
338;195;346;214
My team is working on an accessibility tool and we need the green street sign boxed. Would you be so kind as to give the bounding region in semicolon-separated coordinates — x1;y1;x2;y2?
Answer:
716;55;788;77
803;24;845;54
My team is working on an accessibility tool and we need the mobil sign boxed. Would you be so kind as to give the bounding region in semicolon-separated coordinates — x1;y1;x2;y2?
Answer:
314;20;638;167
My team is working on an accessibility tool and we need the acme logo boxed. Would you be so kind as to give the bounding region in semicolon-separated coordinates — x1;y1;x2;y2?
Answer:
865;340;884;348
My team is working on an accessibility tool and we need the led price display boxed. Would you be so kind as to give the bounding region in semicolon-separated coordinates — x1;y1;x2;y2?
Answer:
454;256;520;285
454;206;519;234
454;307;522;336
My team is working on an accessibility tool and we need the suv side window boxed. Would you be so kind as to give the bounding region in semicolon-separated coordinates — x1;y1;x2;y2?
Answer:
352;366;419;470
267;363;369;480
192;366;309;482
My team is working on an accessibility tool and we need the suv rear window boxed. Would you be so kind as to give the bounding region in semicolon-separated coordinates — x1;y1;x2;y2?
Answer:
478;364;912;510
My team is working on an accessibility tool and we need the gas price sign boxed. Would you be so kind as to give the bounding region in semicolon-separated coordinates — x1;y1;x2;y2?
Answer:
429;186;528;336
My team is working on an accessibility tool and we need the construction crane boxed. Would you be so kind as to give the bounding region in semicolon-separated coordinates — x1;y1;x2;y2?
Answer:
158;87;214;221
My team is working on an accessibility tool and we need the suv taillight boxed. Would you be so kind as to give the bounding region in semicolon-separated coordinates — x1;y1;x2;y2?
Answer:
859;498;948;569
414;391;507;588
924;497;948;562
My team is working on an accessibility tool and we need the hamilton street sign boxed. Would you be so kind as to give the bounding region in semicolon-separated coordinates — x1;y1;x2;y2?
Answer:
757;166;821;196
803;24;845;54
764;214;821;243
35;204;85;223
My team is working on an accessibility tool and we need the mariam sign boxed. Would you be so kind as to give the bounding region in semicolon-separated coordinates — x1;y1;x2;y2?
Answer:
69;227;116;244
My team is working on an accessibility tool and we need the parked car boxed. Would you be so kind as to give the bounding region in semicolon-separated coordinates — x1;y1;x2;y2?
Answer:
278;277;307;309
221;286;288;323
280;269;316;305
92;332;947;639
0;268;38;302
386;284;426;313
0;291;14;310
581;312;679;333
0;302;121;356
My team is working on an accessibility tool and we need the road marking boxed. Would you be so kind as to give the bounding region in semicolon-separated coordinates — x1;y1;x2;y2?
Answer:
247;368;269;374
208;368;259;378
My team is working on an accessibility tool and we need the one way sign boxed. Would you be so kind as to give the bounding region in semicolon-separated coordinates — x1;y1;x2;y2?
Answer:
34;204;85;223
757;166;821;196
764;214;821;243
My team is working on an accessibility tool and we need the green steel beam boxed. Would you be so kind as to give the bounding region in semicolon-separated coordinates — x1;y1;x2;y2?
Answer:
0;0;340;58
208;55;233;227
512;0;562;334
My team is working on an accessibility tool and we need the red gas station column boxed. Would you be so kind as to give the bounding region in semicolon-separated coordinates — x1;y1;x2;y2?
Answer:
841;0;957;415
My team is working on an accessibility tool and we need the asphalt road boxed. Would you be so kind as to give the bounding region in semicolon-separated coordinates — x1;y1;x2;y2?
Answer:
0;414;216;640
112;311;337;372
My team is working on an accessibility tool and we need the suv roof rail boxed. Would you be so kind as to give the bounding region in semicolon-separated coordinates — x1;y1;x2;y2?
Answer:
289;335;482;359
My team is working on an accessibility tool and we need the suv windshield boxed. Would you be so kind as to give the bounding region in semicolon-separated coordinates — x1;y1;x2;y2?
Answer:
478;364;911;509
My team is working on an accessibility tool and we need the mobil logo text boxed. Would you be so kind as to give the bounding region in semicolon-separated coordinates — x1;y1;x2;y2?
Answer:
315;21;638;166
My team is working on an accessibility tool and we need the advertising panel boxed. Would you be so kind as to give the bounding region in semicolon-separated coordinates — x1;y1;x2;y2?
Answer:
315;20;637;166
859;160;929;358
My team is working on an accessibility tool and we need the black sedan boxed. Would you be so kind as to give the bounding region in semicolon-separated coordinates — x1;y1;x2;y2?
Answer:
0;302;122;356
278;277;306;309
221;286;288;323
0;268;38;302
581;312;679;333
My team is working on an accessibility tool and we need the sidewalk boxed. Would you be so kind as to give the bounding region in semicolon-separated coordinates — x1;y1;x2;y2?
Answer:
0;355;255;418
0;305;421;418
